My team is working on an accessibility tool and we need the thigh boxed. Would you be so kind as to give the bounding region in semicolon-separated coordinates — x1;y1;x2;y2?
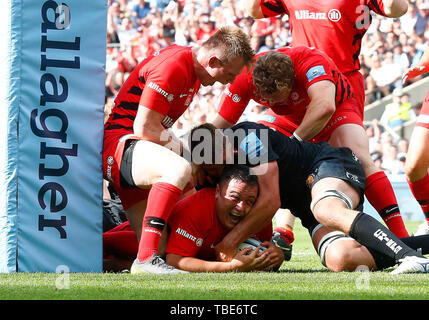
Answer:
131;139;191;188
406;126;429;181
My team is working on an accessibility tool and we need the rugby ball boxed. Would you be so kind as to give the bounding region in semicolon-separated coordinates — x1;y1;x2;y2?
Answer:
238;237;267;254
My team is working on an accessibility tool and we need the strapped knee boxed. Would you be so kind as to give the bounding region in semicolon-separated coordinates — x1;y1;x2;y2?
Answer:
310;189;354;213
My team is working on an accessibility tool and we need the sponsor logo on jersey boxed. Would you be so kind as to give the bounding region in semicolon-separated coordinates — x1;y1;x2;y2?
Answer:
107;156;114;165
162;115;174;128
147;81;174;101
306;65;327;82
225;88;242;103
176;227;198;243
295;9;341;22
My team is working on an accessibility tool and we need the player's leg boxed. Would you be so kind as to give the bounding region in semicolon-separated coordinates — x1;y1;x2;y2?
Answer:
404;124;429;235
311;177;429;274
311;224;377;272
127;140;191;273
328;123;409;237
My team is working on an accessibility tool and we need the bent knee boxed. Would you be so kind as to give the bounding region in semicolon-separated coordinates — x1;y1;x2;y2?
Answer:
325;241;356;272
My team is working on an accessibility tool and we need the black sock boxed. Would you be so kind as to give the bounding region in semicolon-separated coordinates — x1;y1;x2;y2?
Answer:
366;234;429;270
401;235;429;255
350;212;424;263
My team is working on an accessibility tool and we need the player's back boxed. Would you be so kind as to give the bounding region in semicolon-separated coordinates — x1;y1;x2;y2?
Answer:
262;0;385;73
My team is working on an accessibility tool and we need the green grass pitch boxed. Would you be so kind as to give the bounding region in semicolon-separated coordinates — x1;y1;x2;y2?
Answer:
0;221;428;301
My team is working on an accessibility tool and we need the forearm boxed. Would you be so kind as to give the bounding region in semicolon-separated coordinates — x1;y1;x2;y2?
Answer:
166;254;238;272
134;121;182;155
222;198;279;249
294;102;334;141
245;0;264;18
382;0;408;18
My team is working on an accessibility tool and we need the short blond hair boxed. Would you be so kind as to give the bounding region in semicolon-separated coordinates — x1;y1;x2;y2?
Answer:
253;51;295;94
202;26;254;67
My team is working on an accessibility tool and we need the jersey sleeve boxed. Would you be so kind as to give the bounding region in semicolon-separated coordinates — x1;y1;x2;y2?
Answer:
365;0;387;16
139;63;186;116
217;71;252;124
165;193;211;257
260;0;289;17
293;48;336;91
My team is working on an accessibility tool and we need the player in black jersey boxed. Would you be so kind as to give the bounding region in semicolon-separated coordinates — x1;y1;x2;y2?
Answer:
187;122;429;274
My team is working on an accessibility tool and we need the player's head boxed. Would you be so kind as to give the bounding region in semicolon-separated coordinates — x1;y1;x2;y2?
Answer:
215;164;259;229
200;26;254;85
253;51;295;105
187;123;233;180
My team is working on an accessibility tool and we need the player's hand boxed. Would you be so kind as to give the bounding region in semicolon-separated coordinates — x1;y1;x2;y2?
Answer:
231;247;269;272
402;66;427;84
258;241;285;271
215;240;237;262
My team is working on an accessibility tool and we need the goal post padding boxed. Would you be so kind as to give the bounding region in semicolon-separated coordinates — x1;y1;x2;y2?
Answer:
0;0;107;272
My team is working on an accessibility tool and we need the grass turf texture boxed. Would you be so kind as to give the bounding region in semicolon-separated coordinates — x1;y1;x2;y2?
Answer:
1;221;428;300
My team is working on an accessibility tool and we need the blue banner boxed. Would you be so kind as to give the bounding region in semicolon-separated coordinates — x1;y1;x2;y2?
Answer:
16;0;106;272
0;0;20;273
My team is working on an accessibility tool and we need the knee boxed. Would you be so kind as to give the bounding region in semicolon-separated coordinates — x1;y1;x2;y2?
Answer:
325;241;357;272
174;158;192;182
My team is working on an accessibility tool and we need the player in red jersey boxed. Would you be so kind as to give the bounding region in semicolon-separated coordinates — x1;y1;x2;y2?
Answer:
402;46;429;236
212;47;409;239
244;0;409;241
246;0;408;113
103;26;254;274
103;165;284;272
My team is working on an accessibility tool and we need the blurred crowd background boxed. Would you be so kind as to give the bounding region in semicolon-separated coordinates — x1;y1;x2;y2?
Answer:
105;0;429;178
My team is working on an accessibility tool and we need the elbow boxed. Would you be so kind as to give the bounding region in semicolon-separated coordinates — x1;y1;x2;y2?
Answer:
245;0;263;18
387;1;408;18
322;102;336;119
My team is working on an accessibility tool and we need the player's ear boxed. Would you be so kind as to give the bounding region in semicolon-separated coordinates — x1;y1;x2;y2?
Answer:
208;56;222;68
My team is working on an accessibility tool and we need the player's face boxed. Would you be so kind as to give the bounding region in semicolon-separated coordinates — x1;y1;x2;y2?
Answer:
215;179;258;230
210;56;246;85
259;86;291;106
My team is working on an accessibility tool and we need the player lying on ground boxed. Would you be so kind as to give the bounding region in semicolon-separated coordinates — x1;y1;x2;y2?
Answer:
212;47;409;239
103;165;285;273
188;122;429;274
102;26;255;274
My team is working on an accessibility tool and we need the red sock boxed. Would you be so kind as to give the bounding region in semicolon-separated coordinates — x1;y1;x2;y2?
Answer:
365;171;409;238
407;173;429;225
137;182;182;262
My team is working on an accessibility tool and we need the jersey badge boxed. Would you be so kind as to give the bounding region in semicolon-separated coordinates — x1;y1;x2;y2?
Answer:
306;65;326;82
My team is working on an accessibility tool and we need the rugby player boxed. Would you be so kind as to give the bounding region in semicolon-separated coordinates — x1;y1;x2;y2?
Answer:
212;47;409;238
402;46;429;236
243;0;409;240
102;26;254;274
103;165;285;273
189;122;429;274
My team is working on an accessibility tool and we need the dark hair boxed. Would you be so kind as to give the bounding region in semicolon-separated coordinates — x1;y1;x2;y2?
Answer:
218;164;259;193
188;123;227;164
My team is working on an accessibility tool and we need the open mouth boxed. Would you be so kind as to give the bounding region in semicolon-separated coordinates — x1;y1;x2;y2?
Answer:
229;211;243;224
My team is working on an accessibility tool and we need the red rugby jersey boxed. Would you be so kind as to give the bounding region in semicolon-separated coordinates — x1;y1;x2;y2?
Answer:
218;46;354;125
105;45;201;137
260;0;388;73
166;188;272;260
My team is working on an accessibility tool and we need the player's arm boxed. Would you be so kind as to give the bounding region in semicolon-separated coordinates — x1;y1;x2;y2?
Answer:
166;247;269;272
381;0;408;18
403;47;429;83
245;0;264;18
212;114;236;129
293;80;336;141
133;106;182;155
215;161;281;261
